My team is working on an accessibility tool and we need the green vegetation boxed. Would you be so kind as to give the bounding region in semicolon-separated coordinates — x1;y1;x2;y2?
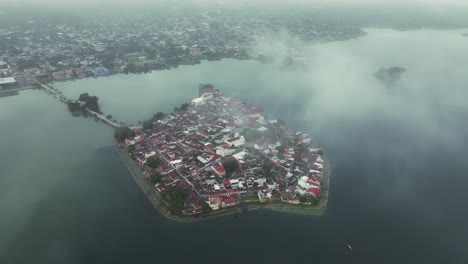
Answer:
67;100;83;113
223;160;239;176
174;102;190;113
114;126;135;142
162;186;187;213
146;157;158;168
127;144;136;153
202;202;212;212
243;128;263;142
275;145;286;154
67;93;101;114
142;112;166;131
78;93;100;113
149;172;162;185
263;164;273;177
143;120;154;130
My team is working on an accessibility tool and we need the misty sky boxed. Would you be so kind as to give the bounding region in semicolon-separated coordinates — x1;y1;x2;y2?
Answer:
2;0;468;8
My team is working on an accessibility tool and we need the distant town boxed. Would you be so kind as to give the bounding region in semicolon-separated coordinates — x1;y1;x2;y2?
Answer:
0;9;365;94
115;84;329;218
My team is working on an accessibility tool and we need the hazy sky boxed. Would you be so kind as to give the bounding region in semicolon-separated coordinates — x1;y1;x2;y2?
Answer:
2;0;468;8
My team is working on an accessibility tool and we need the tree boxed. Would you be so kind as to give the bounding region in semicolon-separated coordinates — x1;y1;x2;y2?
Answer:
263;164;273;177
162;186;187;213
153;112;165;120
143;120;154;130
275;145;286;154
149;172;162;185
223;160;239;176
146;157;158;168
127;145;136;153
202;202;212;212
78;93;100;112
179;103;189;112
114;127;135;142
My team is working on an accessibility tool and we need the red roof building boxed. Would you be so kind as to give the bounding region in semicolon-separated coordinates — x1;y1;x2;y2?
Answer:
211;165;226;177
222;196;236;207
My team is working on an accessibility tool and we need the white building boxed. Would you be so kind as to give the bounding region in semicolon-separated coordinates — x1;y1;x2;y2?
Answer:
191;97;205;106
216;147;236;157
226;136;245;147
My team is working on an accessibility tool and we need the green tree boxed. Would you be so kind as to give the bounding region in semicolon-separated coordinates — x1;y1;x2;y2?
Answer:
153;112;165;120
179;103;189;112
275;145;286;154
202;202;212;212
127;145;136;153
263;164;273;177
149;172;162;185
223;160;239;176
114;127;135;142
162;186;187;213
143;120;154;130
146;157;158;168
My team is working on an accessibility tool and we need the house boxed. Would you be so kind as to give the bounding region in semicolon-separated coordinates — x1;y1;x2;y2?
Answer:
307;186;320;198
211;165;226;177
209;196;221;210
226;136;245;147
216;147;236;157
222;196;236;207
258;189;272;202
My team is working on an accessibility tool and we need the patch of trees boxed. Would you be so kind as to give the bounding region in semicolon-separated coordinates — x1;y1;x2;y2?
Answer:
67;100;83;113
146;157;158;168
243;128;262;142
162;186;187;213
114;126;135;142
173;102;189;113
78;93;100;113
275;145;286;154
202;202;212;212
223;160;239;176
16;58;38;71
149;172;162;185
263;164;273;178
142;112;166;130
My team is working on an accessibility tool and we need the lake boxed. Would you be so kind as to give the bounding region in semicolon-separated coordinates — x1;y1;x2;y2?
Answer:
1;28;468;264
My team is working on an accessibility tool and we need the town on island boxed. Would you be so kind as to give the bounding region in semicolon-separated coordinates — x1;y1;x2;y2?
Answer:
114;84;330;221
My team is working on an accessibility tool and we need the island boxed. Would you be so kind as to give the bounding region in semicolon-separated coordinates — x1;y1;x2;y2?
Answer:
462;33;468;37
67;92;101;116
115;84;330;222
375;66;406;85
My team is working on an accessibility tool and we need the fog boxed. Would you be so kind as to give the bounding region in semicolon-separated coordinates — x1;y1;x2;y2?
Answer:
1;7;468;263
2;0;468;9
236;28;468;205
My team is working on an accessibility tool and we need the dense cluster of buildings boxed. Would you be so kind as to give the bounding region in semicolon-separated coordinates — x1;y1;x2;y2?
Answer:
0;8;364;90
124;85;326;215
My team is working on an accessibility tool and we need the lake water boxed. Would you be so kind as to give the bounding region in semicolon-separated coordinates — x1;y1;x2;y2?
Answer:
1;28;468;264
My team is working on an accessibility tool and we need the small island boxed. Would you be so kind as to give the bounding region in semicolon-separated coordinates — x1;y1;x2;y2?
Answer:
462;33;468;37
375;66;406;85
67;92;101;116
115;84;330;221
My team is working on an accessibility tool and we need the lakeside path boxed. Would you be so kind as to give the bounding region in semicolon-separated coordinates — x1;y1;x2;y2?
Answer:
115;144;331;222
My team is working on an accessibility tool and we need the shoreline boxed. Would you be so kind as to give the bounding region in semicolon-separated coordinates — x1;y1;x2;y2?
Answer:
115;142;331;222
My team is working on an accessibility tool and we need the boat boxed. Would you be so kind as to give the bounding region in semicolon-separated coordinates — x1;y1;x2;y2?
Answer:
347;244;352;251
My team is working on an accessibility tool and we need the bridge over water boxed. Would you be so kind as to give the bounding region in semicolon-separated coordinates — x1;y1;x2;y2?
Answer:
35;80;125;129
